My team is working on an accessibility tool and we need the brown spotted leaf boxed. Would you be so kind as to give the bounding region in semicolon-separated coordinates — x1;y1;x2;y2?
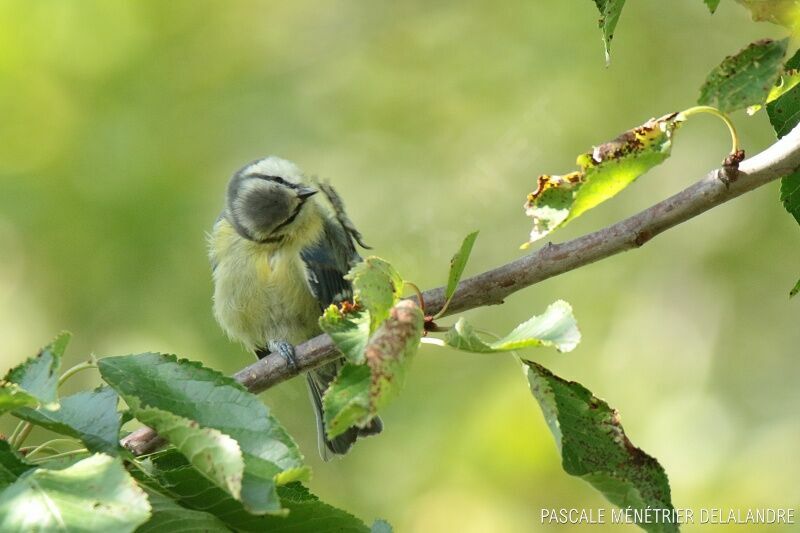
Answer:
522;113;684;247
525;361;677;533
323;300;423;439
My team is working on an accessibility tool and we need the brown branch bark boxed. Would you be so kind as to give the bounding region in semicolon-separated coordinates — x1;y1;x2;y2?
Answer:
121;123;800;456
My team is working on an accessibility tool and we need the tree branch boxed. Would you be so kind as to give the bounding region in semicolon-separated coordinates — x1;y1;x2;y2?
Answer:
122;123;800;456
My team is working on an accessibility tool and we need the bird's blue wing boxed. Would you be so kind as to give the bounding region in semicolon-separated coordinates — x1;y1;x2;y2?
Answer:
300;216;360;310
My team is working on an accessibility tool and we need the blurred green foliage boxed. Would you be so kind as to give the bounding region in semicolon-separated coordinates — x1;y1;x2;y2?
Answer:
0;1;797;531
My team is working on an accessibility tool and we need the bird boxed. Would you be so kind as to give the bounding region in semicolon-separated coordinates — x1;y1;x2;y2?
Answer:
208;156;382;459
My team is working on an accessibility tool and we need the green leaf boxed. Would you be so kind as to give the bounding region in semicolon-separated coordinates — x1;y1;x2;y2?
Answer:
319;304;371;364
791;277;800;298
137;486;230;533
780;167;800;228
734;0;800;34
137;450;372;532
525;361;676;533
346;257;404;332
522;113;684;246
591;0;626;63
0;332;69;413
14;386;122;455
322;364;372;439
444;231;479;302
698;39;788;113
704;0;721;13
323;300;423;439
0;454;151;533
445;300;580;354
98;353;307;515
0;441;33;490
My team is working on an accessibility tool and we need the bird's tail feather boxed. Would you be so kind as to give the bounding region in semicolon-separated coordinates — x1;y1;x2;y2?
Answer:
306;359;382;461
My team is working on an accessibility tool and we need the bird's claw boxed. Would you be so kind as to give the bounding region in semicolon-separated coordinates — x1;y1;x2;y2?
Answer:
268;340;299;371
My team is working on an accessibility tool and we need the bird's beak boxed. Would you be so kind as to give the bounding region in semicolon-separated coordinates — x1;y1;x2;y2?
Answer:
297;187;318;200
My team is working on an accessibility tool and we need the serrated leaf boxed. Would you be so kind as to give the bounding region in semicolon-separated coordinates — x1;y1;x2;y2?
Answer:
445;231;479;302
734;0;800;34
791;277;800;298
136;450;372;532
323;301;423;439
445;300;580;354
346;257;404;332
746;49;800;114
522;113;683;246
0;332;69;413
319;305;371;364
525;361;676;533
14;386;122;455
98;353;306;515
698;39;788;113
0;454;151;533
0;441;34;490
592;0;626;63
704;0;721;13
780;170;800;225
137;486;230;533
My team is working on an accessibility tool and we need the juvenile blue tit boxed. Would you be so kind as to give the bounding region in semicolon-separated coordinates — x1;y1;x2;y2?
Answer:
209;156;382;459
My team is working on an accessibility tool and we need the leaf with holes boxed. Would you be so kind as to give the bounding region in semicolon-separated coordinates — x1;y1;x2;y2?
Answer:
346;257;404;332
522;113;683;247
525;361;676;533
98;353;307;515
0;454;151;533
445;300;580;354
698;38;788;112
319;304;371;365
591;0;626;63
323;301;423;439
14;386;122;455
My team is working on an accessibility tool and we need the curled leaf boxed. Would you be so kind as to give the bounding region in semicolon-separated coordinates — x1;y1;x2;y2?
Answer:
445;300;580;354
522;113;684;247
319;303;371;365
323;300;423;439
346;257;404;332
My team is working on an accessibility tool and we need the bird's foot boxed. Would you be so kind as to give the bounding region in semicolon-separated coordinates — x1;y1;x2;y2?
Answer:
267;340;299;372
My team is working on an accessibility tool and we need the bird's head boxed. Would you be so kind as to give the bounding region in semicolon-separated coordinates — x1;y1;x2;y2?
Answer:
226;156;321;245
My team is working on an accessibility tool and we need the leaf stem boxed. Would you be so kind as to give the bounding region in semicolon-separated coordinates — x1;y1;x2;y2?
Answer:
10;422;34;449
403;281;425;314
22;438;81;459
58;357;97;387
29;448;88;464
680;105;740;154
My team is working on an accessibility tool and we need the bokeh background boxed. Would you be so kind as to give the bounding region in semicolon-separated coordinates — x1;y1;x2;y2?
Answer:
1;1;798;531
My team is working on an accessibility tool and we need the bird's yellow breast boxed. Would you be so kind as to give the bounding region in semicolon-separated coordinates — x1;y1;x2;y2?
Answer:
209;218;322;352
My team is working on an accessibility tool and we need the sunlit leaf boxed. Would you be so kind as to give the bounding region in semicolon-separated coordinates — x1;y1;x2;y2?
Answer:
445;231;479;303
346;257;405;331
13;386;121;455
734;0;800;34
525;361;676;533
0;332;68;413
136;449;373;532
445;300;580;354
698;39;788;113
522;113;683;246
0;454;151;533
98;353;307;515
319;304;371;364
704;0;721;13
323;300;423;439
591;0;626;63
